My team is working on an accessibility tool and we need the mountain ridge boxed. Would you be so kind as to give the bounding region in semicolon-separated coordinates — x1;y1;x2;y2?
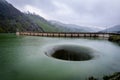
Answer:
1;0;119;33
49;20;100;32
0;0;43;33
100;25;120;33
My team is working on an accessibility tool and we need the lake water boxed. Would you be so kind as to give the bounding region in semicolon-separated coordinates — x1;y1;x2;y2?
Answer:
0;34;120;80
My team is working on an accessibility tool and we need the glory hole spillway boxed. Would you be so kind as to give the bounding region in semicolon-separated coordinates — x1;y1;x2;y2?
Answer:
45;45;95;61
0;34;120;80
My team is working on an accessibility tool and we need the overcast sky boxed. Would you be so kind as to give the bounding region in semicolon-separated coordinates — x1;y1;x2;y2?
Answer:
6;0;120;29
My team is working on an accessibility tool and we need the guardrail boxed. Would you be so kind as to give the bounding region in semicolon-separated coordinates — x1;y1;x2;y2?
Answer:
16;32;120;39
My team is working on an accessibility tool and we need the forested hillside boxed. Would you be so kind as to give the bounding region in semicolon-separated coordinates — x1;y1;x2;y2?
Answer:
0;0;43;33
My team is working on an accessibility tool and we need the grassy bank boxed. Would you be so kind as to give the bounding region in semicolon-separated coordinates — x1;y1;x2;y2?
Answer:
108;35;120;45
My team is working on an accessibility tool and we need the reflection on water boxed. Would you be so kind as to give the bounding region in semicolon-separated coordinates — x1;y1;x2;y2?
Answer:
0;34;120;80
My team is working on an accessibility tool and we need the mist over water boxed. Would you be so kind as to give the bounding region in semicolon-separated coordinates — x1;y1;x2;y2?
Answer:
0;34;120;80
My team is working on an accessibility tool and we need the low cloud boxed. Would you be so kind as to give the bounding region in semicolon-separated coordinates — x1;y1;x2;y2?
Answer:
7;0;120;28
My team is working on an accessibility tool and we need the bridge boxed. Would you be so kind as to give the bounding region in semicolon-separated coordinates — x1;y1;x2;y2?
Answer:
16;32;120;39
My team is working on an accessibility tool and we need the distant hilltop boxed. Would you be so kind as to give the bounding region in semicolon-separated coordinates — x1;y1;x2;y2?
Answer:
100;25;120;33
0;0;120;33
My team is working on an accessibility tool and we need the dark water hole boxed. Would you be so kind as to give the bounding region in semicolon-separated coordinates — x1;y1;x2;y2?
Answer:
45;45;95;61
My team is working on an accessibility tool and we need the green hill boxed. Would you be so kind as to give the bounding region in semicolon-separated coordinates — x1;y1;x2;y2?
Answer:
25;13;63;32
0;0;43;33
0;0;99;33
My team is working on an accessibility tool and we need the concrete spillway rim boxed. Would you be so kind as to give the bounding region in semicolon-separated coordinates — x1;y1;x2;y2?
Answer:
45;44;98;61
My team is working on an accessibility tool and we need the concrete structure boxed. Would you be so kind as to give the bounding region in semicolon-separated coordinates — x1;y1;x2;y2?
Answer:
16;32;120;39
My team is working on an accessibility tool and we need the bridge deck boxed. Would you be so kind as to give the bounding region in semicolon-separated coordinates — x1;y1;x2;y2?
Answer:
16;32;120;39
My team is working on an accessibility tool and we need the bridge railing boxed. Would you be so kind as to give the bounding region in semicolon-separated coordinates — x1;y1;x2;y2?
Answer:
16;32;120;39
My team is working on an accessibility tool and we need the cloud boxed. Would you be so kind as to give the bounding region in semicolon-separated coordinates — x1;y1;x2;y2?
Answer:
52;1;73;15
23;5;52;19
6;0;120;28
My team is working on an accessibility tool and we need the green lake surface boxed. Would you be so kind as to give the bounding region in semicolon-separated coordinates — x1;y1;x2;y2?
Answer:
0;34;120;80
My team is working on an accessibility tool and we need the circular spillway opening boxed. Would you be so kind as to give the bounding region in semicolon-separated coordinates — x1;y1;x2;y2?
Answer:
45;45;95;61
